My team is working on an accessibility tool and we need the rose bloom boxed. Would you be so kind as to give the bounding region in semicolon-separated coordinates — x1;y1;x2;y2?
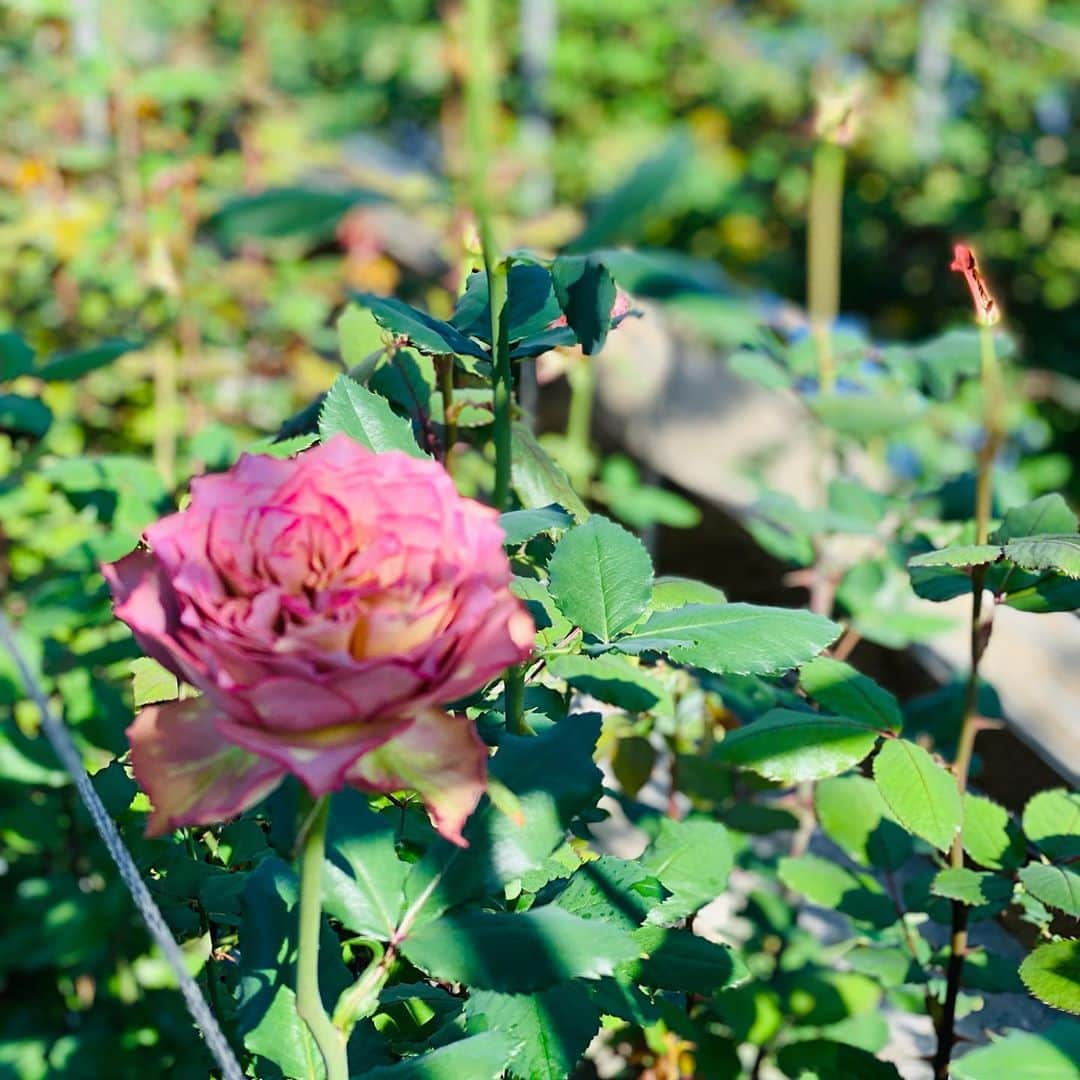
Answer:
104;436;533;845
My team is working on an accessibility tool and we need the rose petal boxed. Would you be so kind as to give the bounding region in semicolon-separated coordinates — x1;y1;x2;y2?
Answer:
345;708;487;847
215;709;410;794
102;550;207;688
128;697;285;837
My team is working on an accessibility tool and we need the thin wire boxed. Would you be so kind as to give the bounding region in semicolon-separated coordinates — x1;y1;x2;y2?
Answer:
0;612;246;1080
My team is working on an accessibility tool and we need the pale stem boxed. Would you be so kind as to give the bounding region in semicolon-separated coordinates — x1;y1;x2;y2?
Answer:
933;323;1003;1079
807;141;845;393
295;794;348;1080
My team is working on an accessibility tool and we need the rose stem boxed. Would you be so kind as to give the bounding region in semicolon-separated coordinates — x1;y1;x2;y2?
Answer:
807;139;844;393
565;357;595;493
463;0;525;735
436;353;458;476
933;321;1002;1079
463;0;513;513
295;793;348;1080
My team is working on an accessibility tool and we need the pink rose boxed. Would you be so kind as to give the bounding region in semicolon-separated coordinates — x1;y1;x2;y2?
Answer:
103;436;534;844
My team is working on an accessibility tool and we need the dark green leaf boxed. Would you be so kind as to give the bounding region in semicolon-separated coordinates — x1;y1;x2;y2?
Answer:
638;817;733;926
360;1033;515;1080
952;1021;1080;1080
36;340;136;382
401;906;638;992
800;656;902;733
1004;535;1080;581
318;375;426;457
609;603;841;676
777;855;896;928
962;793;1024;870
1020;940;1080;1015
715;709;879;783
1020;865;1080;918
776;1039;902;1079
626;926;749;993
210;186;382;244
546;654;668;713
908;545;1002;602
465;985;601;1080
0;332;34;380
499;506;573;547
357;293;489;362
510;423;590;521
548;516;654;641
402;717;603;922
555;856;659;930
873;739;962;853
550;255;616;354
991;494;1078;542
1023;789;1080;862
931;868;1012;908
814;775;913;871
322;792;407;939
0;394;51;438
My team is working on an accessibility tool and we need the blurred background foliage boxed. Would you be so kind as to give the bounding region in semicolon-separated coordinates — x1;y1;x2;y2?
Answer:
1;0;1078;1076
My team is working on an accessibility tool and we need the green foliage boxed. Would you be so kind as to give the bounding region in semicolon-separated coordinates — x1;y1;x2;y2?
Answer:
1020;941;1080;1016
716;710;879;783
872;740;962;854
318;375;428;457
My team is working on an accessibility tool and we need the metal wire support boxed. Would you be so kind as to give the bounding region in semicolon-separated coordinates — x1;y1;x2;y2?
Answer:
0;612;246;1080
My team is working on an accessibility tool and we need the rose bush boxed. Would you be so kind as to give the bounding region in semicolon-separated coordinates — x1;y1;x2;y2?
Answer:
103;435;533;844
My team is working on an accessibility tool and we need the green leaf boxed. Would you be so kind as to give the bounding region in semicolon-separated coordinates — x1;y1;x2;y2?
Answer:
649;576;727;611
357;293;489;362
991;494;1078;542
873;739;962;853
546;654;669;714
609;603;841;676
246;433;319;458
0;394;51;439
715;709;879;783
776;1039;902;1079
322;792;408;939
1020;865;1080;918
210;186;382;244
814;775;913;870
931;868;1012;908
612;736;658;799
962;793;1024;870
777;855;896;928
452;262;562;346
510;423;590;521
401;906;638;992
498;506;573;547
555;856;659;930
237;858;359;1079
800;656;902;733
360;1033;514;1080
1004;535;1080;580
626;926;749;993
0;332;34;380
464;986;601;1080
337;302;387;373
1020;940;1080;1015
550;255;616;354
638;817;733;926
952;1021;1080;1080
510;576;572;650
1023;789;1080;861
809;391;925;437
402;718;603;922
130;657;179;709
566;137;692;252
318;375;426;457
908;545;1003;602
548;516;654;641
35;340;136;382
